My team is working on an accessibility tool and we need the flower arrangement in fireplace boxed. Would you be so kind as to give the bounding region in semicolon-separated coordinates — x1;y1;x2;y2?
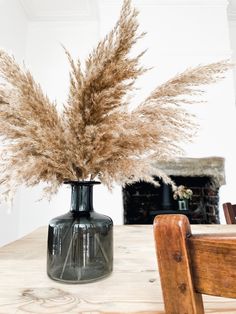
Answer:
173;185;193;201
0;0;232;200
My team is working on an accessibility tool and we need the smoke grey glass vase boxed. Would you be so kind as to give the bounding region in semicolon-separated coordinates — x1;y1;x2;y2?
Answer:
47;181;113;283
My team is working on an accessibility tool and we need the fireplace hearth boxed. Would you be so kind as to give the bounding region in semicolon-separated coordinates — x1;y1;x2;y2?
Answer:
122;157;225;224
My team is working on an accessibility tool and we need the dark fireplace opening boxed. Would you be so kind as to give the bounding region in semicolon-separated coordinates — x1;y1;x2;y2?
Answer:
122;175;220;225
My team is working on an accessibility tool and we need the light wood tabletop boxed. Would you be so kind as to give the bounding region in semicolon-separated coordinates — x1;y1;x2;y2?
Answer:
0;224;235;314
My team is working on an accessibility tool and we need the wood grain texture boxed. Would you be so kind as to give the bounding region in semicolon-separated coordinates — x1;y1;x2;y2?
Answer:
223;203;236;224
0;225;236;313
154;215;236;314
154;214;204;314
189;234;236;298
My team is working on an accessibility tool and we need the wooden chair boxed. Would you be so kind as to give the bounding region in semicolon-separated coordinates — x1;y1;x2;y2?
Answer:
223;202;236;224
153;214;236;314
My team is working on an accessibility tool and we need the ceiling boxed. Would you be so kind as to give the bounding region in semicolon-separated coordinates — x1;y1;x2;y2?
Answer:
19;0;236;22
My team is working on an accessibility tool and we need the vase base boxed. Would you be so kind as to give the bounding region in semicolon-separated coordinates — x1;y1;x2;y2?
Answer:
47;269;112;284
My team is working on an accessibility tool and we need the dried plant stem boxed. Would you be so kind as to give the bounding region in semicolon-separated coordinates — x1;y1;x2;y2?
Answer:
0;0;233;200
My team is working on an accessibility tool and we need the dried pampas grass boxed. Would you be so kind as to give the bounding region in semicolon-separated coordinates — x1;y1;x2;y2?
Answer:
0;0;233;199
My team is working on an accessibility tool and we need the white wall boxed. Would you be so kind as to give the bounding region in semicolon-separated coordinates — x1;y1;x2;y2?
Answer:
0;0;236;246
229;19;236;101
0;0;27;60
228;0;236;99
0;0;28;246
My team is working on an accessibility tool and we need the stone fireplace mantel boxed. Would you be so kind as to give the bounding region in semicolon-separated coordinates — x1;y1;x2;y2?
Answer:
123;156;225;224
154;156;225;187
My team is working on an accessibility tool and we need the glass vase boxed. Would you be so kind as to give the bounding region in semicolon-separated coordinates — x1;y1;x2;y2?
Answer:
47;181;113;283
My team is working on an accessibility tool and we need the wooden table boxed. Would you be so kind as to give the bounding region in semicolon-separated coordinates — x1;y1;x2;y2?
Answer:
0;225;235;313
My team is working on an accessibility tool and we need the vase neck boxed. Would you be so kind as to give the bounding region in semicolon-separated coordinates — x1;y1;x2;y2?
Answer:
70;183;95;213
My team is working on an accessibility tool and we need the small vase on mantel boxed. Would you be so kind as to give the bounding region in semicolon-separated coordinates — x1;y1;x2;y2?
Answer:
47;181;113;284
178;199;189;211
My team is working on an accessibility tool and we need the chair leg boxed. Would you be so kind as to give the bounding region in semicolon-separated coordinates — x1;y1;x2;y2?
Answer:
153;214;204;314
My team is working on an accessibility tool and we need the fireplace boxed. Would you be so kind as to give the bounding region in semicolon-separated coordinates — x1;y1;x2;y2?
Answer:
122;157;225;224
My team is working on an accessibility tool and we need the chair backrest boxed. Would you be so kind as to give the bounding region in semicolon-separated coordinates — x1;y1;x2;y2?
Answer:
223;202;236;224
153;214;236;314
